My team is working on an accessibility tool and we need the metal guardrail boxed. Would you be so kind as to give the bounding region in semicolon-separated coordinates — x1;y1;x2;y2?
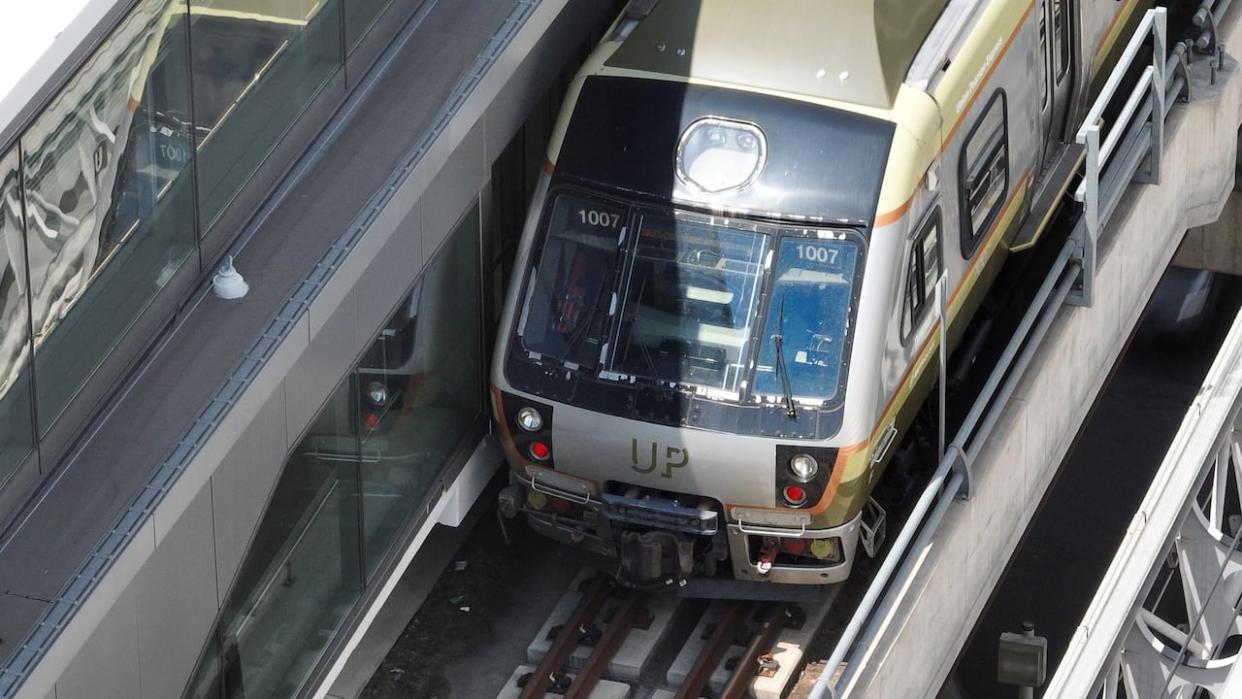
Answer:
1070;9;1167;306
809;8;1179;698
1044;306;1242;698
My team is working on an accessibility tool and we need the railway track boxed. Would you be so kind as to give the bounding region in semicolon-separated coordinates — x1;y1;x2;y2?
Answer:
500;571;825;699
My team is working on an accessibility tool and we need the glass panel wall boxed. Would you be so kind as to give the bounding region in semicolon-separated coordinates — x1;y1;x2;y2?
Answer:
358;207;481;579
218;376;363;697
22;0;197;433
0;149;34;489
190;0;343;228
345;0;397;52
184;207;483;698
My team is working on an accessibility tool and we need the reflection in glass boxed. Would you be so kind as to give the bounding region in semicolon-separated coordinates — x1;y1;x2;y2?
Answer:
345;0;397;51
519;192;626;367
22;0;196;433
753;236;859;401
184;207;484;698
0;150;34;489
196;378;363;698
612;212;768;394
190;0;343;228
359;207;482;579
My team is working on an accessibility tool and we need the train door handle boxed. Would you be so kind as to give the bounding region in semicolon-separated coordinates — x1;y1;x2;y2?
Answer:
872;420;898;465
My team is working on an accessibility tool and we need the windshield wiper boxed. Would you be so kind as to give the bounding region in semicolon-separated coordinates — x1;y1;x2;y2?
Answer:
772;294;797;419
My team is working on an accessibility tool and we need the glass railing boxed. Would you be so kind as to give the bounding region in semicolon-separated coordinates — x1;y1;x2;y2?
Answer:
0;0;417;520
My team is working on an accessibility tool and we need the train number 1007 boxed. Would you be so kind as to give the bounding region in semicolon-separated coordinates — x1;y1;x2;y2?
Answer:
795;243;839;264
577;209;622;228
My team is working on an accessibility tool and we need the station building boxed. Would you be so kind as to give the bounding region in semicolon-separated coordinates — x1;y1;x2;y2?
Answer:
0;0;612;696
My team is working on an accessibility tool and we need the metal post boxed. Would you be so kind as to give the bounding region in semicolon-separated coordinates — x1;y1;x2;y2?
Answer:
1148;8;1167;183
1019;623;1036;699
937;274;948;464
1069;125;1100;307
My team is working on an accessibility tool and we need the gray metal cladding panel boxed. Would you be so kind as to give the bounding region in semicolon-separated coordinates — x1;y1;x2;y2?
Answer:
212;387;288;603
52;583;139;699
422;123;487;258
285;291;360;441
556;76;895;226
135;487;218;699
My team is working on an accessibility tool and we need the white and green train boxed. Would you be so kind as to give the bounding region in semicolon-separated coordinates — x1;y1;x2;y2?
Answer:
491;0;1151;588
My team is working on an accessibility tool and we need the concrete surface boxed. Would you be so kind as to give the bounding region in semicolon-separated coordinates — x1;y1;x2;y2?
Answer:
495;665;631;699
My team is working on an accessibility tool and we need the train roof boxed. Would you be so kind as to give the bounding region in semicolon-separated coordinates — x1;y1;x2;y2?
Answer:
605;0;951;110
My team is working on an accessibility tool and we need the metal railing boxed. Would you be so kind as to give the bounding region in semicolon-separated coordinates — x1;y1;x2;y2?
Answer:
1044;307;1242;698
808;8;1179;698
1070;9;1168;306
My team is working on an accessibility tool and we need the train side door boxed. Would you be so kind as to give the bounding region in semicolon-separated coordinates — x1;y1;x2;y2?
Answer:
1036;0;1054;162
1048;0;1074;141
1037;0;1074;157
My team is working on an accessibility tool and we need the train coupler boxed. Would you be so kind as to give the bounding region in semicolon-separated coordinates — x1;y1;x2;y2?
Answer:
616;530;694;589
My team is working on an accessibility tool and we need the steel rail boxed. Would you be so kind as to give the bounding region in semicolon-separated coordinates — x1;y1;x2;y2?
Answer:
563;591;648;699
674;601;751;699
519;575;611;699
720;603;794;699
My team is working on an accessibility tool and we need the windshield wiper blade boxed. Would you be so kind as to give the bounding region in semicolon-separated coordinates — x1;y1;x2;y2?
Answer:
772;294;797;419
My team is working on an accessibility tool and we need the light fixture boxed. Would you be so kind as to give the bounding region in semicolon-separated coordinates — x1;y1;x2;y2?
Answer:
782;484;808;506
517;406;544;432
789;453;819;482
367;381;388;406
676;118;767;194
529;441;551;461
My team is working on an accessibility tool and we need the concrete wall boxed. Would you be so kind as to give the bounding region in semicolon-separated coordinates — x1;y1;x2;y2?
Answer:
842;14;1242;699
1175;145;1242;274
16;1;609;697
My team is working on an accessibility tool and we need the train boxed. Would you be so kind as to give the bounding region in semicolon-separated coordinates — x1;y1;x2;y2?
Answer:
490;0;1151;589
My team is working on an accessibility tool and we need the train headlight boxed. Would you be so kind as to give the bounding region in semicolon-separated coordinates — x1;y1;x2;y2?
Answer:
789;453;819;482
676;118;766;194
516;407;544;432
367;381;388;406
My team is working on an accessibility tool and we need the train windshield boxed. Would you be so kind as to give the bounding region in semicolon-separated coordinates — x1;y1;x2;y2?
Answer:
752;236;859;401
610;212;769;394
518;193;627;366
515;189;863;406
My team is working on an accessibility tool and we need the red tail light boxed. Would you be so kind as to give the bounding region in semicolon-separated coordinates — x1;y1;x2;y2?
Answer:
529;441;551;461
782;484;807;506
781;537;808;555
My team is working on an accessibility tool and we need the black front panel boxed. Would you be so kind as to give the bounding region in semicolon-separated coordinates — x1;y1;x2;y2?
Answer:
557;76;895;225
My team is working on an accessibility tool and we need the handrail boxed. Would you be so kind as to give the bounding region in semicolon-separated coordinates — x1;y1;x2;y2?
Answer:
1044;307;1242;697
1070;9;1166;307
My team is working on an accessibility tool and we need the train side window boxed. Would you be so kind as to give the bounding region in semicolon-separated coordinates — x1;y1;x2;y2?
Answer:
902;208;943;342
1054;0;1070;81
1038;7;1049;109
958;90;1008;257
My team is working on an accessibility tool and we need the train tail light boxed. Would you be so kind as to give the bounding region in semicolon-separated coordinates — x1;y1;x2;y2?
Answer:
781;537;808;556
529;440;551;461
549;496;571;514
782;484;807;506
